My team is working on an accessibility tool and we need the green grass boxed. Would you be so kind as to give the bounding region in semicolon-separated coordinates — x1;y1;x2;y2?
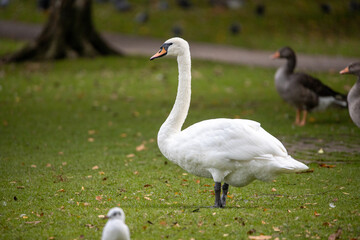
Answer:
1;0;360;57
0;39;359;239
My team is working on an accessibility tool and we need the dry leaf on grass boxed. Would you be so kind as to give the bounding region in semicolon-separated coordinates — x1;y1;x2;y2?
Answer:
136;143;146;151
92;165;99;170
319;164;336;168
248;235;272;240
25;221;41;224
328;228;342;240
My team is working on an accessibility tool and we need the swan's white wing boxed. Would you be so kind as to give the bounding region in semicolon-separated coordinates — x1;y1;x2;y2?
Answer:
171;118;288;162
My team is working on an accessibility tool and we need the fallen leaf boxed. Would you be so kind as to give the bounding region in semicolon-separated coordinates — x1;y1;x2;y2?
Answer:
46;163;52;167
121;133;127;138
261;220;267;224
314;211;321;217
98;215;105;218
17;186;25;189
248;236;272;240
328;228;342;240
85;224;95;228
159;221;167;226
57;189;65;192
144;184;152;187
272;226;280;232
92;166;99;170
319;164;336;168
271;188;277;192
96;196;102;201
223;233;229;237
126;153;135;158
144;197;152;201
31;165;37;168
62;162;67;166
296;169;314;174
136;143;146;151
88;130;96;135
133;171;139;175
25;221;41;224
88;138;95;142
99;171;105;175
318;148;324;154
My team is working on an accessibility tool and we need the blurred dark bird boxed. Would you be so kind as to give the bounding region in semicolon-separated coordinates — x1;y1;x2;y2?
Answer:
226;0;243;9
37;0;50;11
135;11;149;24
114;0;131;12
320;3;331;14
172;25;183;37
229;23;241;35
340;63;360;128
255;4;265;16
158;0;169;10
271;47;347;126
177;0;192;9
0;0;9;8
349;0;360;12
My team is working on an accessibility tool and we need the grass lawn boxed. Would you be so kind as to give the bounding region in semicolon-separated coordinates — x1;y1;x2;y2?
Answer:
0;39;359;239
1;0;360;57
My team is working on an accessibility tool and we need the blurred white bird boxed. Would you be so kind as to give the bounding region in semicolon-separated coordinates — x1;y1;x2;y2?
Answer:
102;207;130;240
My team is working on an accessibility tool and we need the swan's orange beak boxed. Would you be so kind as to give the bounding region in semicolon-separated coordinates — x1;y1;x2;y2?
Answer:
150;47;167;60
270;51;280;59
339;66;349;75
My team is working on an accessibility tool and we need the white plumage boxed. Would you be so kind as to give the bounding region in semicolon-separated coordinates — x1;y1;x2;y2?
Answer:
102;207;130;240
150;37;308;208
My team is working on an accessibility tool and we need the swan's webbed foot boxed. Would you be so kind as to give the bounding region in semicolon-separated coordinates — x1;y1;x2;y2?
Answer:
212;182;229;208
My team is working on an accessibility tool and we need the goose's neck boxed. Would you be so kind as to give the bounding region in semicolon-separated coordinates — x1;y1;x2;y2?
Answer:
284;55;296;74
158;52;191;141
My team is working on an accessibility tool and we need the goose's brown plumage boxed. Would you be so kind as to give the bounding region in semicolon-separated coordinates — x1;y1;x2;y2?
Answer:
272;47;347;126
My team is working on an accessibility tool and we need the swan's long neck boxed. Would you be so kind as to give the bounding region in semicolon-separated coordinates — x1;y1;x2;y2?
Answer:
158;51;191;142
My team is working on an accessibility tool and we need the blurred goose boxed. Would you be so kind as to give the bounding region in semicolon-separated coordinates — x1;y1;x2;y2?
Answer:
340;62;360;127
102;207;130;240
150;38;308;208
271;47;347;126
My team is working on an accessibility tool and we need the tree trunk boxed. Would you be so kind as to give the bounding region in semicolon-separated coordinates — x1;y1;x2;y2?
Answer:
3;0;120;63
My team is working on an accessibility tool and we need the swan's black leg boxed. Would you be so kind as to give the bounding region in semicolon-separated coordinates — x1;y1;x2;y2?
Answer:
213;182;223;208
221;183;229;207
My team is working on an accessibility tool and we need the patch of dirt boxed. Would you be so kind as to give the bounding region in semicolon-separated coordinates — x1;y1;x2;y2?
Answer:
281;137;360;163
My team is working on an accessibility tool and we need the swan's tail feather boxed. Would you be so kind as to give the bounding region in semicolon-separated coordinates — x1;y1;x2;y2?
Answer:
252;154;308;181
274;155;309;173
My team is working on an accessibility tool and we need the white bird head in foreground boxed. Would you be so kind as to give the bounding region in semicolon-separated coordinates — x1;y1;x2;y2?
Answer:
150;37;189;60
106;207;125;222
102;207;130;240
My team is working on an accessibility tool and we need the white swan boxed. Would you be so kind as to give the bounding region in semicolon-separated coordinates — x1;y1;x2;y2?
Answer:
150;37;308;208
